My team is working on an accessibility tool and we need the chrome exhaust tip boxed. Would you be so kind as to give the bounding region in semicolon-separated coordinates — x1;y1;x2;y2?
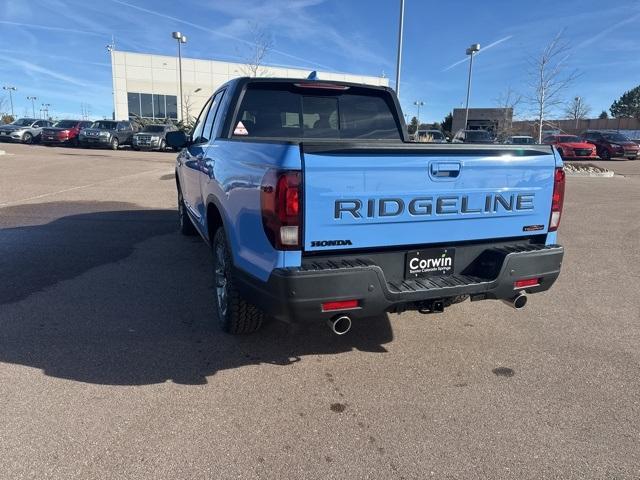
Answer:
327;315;352;335
502;293;528;310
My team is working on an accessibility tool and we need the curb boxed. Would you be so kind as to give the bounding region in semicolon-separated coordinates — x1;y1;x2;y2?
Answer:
565;170;615;178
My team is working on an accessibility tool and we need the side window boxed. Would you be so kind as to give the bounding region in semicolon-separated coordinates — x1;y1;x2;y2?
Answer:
200;90;225;143
191;97;213;144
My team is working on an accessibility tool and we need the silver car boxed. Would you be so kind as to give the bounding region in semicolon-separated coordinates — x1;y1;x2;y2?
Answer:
0;118;53;144
132;124;177;151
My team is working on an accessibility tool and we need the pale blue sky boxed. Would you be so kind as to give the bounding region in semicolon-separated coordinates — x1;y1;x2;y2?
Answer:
1;0;638;122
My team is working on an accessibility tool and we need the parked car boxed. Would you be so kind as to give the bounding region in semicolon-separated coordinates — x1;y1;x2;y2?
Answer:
581;130;639;160
41;120;93;147
0;118;53;144
78;120;135;150
506;135;536;145
542;134;597;160
169;77;564;335
132;124;177;151
452;129;494;144
415;129;447;143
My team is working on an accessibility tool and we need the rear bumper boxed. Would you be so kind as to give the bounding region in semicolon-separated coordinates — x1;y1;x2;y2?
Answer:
41;137;73;145
234;243;564;323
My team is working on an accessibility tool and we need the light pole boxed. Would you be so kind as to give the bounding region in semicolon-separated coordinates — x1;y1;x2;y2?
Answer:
42;103;51;120
27;96;37;118
574;96;581;130
172;31;187;122
414;100;424;125
463;43;480;130
394;0;405;97
3;86;17;117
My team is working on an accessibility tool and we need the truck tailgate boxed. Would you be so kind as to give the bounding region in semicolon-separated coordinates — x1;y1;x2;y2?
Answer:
302;143;557;252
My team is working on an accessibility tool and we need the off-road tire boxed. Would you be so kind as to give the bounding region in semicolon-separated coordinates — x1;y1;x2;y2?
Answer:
212;227;264;334
178;188;197;236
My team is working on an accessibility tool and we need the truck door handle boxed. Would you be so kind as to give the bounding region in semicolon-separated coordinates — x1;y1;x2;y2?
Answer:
430;162;461;178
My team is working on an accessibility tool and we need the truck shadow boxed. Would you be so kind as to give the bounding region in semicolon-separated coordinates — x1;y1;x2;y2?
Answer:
0;202;393;386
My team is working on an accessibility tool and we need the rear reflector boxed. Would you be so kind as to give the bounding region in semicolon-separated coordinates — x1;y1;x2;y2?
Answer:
321;299;359;312
514;278;541;289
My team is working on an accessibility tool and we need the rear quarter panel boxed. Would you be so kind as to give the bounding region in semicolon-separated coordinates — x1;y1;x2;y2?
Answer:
205;140;302;281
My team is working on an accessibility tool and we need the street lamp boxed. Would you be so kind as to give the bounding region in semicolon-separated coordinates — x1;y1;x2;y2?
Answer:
27;96;37;118
3;86;17;117
463;43;480;130
172;31;187;121
574;96;581;130
394;0;405;97
413;100;425;125
42;103;51;120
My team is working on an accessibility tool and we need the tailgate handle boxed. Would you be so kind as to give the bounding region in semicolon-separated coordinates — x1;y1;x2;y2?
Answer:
430;162;461;178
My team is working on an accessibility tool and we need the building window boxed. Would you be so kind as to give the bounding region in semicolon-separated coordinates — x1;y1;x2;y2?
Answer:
127;92;178;120
127;92;141;117
140;93;153;118
166;95;178;119
154;94;166;119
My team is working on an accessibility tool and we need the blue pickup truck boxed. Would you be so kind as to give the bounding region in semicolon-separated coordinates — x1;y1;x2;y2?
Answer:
169;77;565;335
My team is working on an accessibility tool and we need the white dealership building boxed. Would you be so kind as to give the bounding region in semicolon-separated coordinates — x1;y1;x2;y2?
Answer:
110;50;388;122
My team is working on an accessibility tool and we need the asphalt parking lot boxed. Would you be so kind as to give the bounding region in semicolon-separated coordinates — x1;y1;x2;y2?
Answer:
1;143;639;479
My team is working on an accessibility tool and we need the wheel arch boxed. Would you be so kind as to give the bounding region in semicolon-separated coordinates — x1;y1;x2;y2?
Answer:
205;194;227;246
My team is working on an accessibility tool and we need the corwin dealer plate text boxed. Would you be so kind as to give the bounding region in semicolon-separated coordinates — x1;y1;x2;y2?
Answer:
405;248;455;278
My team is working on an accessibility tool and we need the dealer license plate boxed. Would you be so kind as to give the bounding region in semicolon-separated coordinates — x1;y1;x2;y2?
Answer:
405;248;455;278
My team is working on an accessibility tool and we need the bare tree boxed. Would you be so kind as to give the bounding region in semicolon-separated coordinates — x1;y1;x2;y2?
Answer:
563;96;591;121
239;23;274;77
494;86;522;139
527;32;580;142
183;94;196;125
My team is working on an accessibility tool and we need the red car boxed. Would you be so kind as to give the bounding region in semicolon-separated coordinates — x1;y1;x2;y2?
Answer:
542;135;597;160
41;120;93;147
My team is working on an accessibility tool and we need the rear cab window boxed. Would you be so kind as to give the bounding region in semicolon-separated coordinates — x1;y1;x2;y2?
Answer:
232;82;402;141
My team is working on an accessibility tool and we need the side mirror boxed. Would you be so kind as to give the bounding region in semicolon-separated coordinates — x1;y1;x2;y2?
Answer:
166;130;189;150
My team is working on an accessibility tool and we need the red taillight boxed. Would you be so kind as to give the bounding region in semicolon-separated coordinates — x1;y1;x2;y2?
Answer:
549;167;565;232
261;170;301;250
514;278;541;289
58;129;70;138
321;299;359;312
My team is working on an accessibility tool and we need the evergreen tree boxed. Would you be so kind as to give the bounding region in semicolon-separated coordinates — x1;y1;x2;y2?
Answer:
610;85;640;118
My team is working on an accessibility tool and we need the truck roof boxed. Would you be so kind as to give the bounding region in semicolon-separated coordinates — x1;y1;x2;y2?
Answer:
233;76;391;92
